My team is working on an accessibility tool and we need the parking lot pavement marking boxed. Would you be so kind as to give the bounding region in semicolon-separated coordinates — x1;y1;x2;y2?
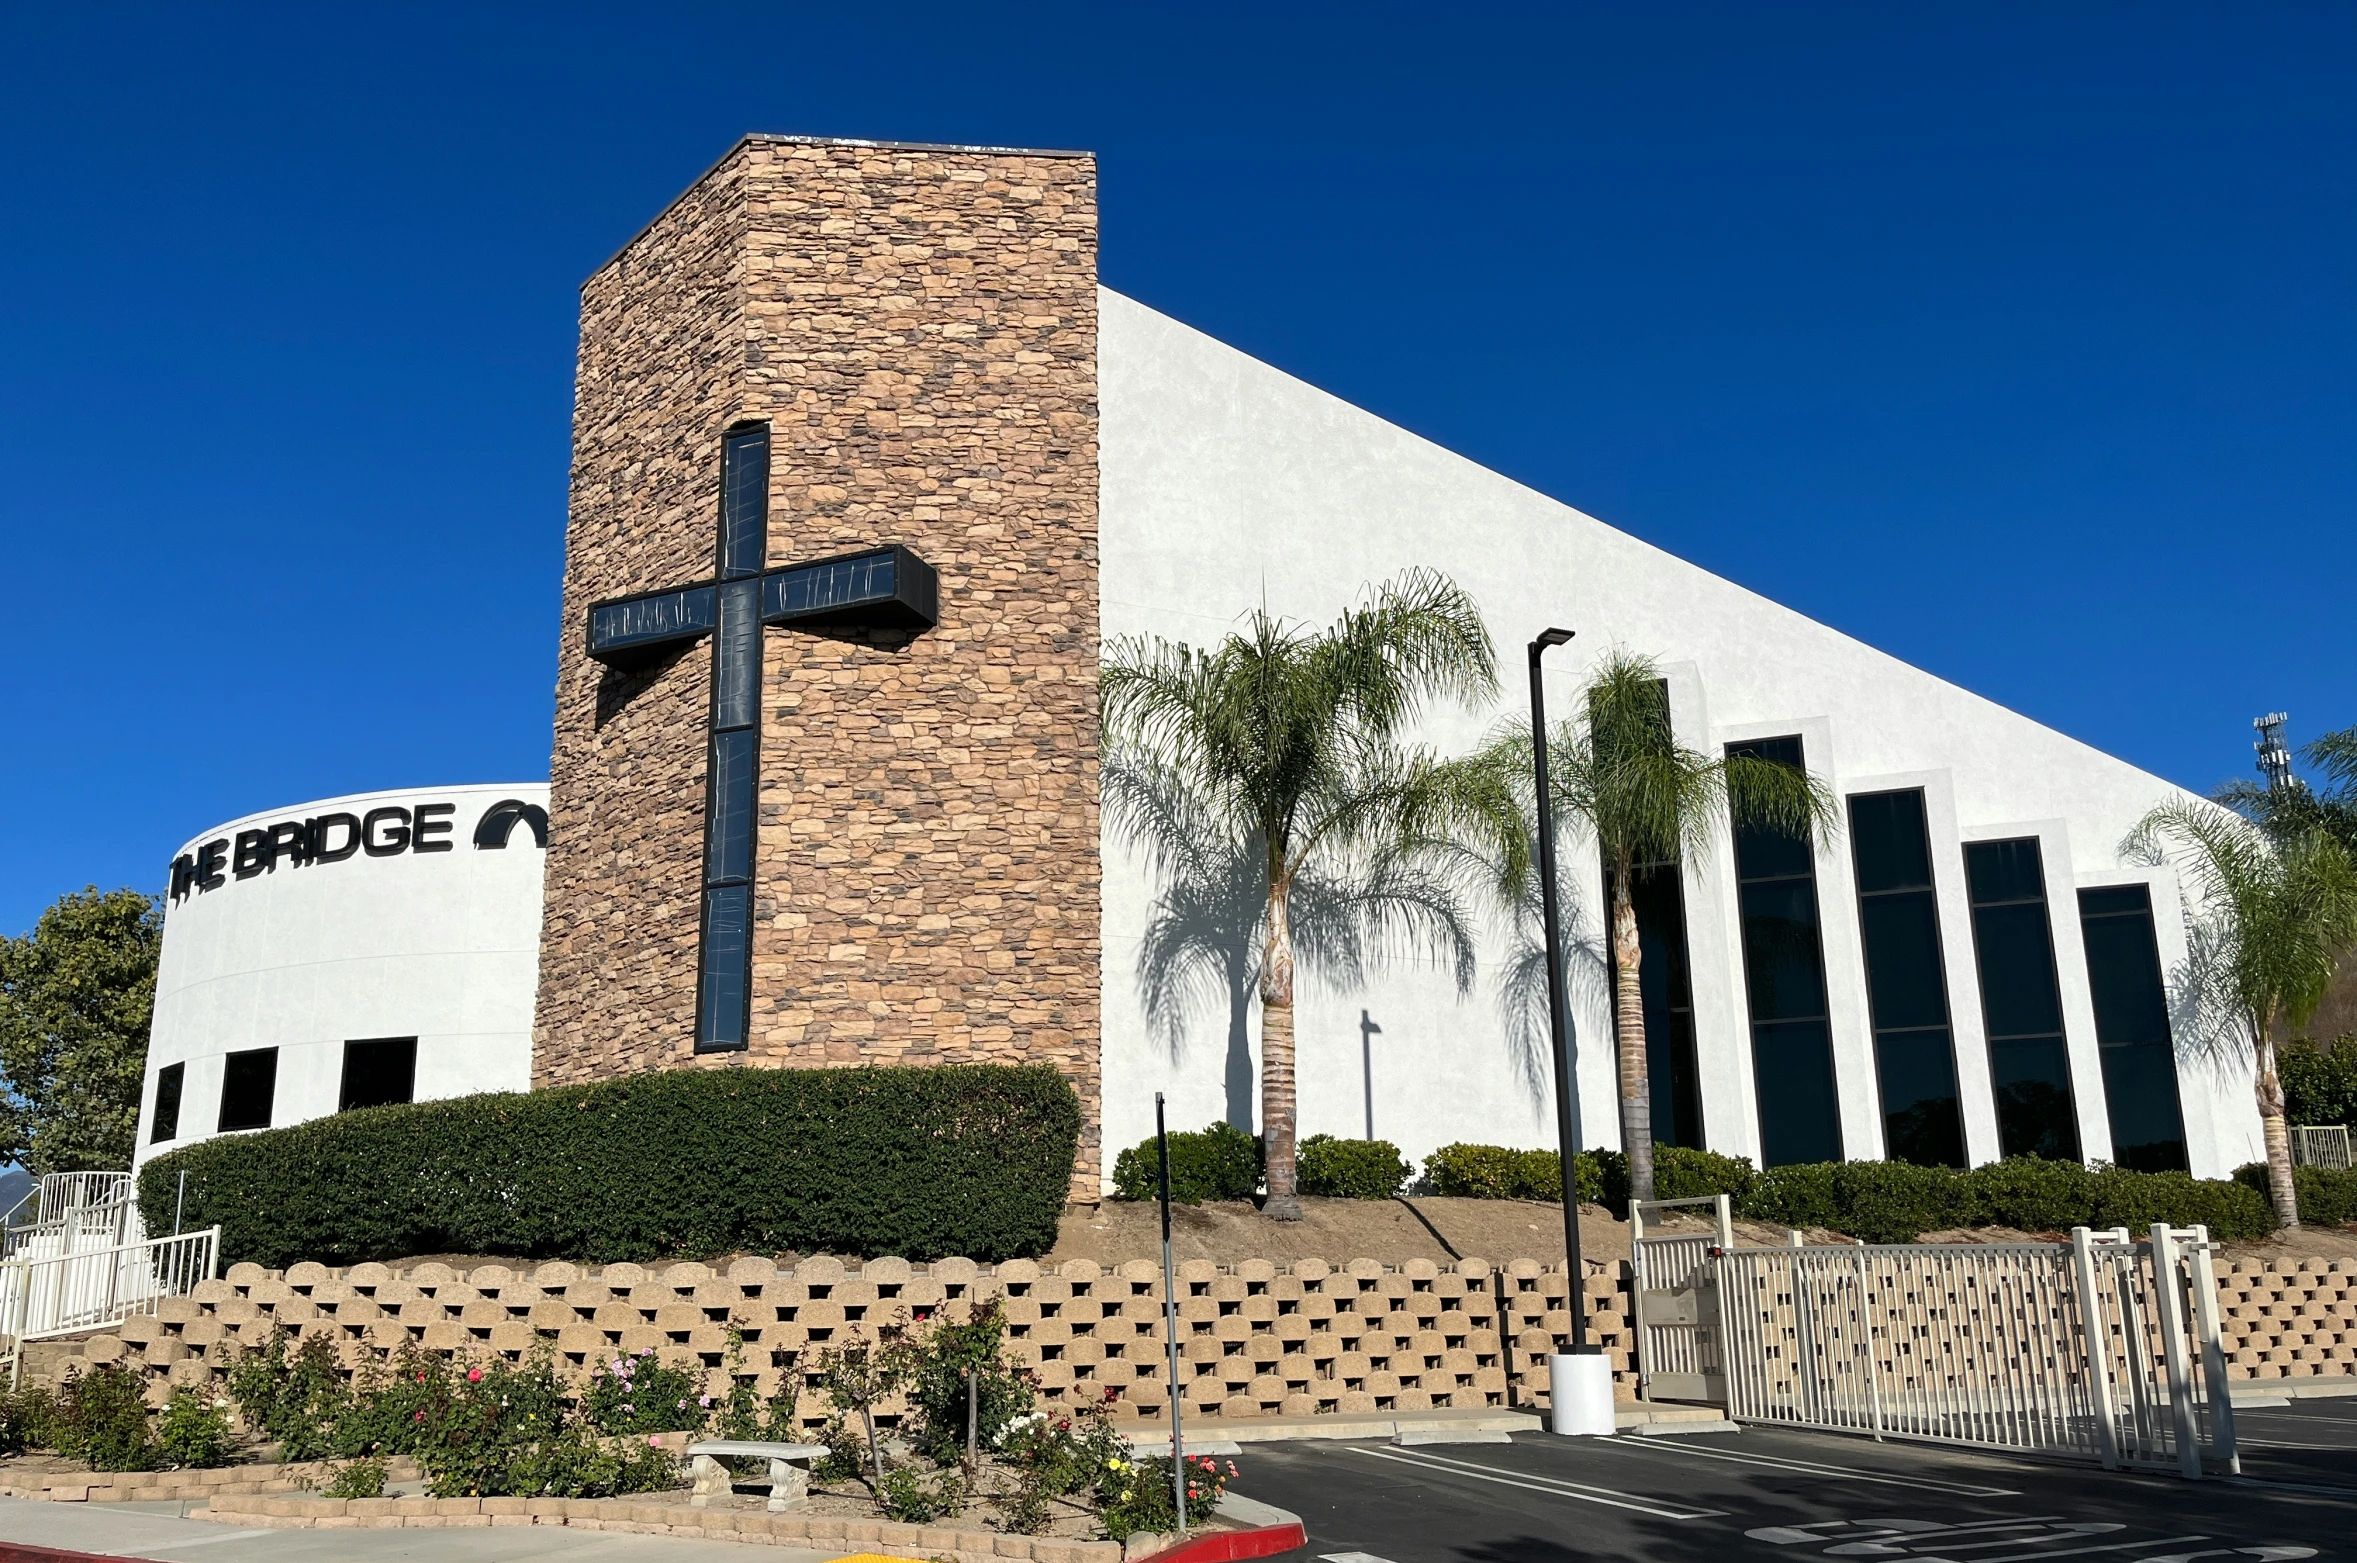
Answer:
1348;1445;1727;1519
1316;1554;1401;1563
1970;1537;2211;1563
1583;1433;2022;1495
2235;1436;2357;1449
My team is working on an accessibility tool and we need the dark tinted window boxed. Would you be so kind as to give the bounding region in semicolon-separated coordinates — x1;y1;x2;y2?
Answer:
150;1062;184;1144
705;729;756;886
217;1048;278;1133
2078;884;2188;1171
339;1037;417;1113
1965;838;2080;1160
1729;736;1842;1166
1848;790;1964;1167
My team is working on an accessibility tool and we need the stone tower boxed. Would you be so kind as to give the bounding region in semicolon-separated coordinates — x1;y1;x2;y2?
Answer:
533;136;1101;1178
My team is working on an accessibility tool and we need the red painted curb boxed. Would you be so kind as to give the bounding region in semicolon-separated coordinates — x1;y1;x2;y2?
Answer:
1138;1521;1309;1562
0;1543;151;1563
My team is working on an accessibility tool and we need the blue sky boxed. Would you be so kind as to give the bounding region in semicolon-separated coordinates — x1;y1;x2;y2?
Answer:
2;2;2350;936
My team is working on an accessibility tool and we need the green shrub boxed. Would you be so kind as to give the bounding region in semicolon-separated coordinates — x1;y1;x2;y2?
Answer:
1739;1162;1843;1231
140;1064;1081;1268
324;1457;388;1499
2281;1034;2357;1127
1421;1143;1601;1203
1109;1121;1260;1203
2092;1168;2273;1240
0;1386;58;1457
581;1348;705;1437
155;1388;234;1468
53;1364;159;1473
1733;1157;2278;1244
878;1464;964;1523
228;1331;352;1461
1966;1155;2094;1233
899;1299;1033;1464
1297;1135;1411;1200
1589;1146;1757;1209
2235;1163;2357;1229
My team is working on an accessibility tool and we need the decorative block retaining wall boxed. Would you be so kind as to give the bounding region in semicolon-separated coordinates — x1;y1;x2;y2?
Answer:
65;1254;1638;1423
40;1251;2354;1433
2218;1257;2357;1377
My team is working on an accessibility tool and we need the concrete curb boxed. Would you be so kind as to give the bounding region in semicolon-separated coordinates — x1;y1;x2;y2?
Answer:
1129;1494;1308;1563
0;1543;151;1563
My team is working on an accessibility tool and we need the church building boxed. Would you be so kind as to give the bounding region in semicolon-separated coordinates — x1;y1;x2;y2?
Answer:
139;135;2257;1188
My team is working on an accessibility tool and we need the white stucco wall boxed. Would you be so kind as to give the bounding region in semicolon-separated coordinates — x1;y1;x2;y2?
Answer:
135;784;546;1168
1097;289;2258;1183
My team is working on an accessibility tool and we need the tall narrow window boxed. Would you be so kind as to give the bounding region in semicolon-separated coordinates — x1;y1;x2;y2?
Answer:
1849;790;1965;1167
2078;885;2189;1172
1965;839;2080;1160
1729;736;1843;1166
150;1062;184;1144
696;423;768;1051
1607;861;1705;1149
217;1047;278;1133
339;1037;418;1112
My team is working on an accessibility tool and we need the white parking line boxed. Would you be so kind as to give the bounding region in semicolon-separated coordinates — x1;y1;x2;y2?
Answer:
1585;1432;2023;1496
2236;1437;2357;1450
1318;1554;1401;1563
1350;1445;1726;1519
1977;1538;2208;1563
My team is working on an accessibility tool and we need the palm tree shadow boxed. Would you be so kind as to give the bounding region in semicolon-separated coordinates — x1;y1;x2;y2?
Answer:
1494;870;1612;1129
1109;755;1500;1135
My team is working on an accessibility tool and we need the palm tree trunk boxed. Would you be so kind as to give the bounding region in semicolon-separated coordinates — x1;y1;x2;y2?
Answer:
2255;1014;2299;1230
1261;876;1302;1221
1612;867;1654;1205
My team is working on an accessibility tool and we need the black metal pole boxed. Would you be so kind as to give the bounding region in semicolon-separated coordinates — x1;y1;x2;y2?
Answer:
1529;630;1592;1353
1156;1092;1187;1534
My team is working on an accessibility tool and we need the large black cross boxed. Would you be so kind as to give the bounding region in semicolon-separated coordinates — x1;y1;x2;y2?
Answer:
585;421;939;1051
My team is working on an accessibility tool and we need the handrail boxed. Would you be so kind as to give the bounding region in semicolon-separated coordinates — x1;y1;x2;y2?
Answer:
1;1224;219;1387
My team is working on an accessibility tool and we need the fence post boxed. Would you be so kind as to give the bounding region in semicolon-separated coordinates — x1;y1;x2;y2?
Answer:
1853;1248;1884;1440
2182;1224;2238;1476
1713;1194;1734;1250
2069;1227;2121;1470
205;1227;222;1283
2148;1225;2203;1480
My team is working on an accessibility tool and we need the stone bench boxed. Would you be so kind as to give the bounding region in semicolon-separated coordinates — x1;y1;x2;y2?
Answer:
684;1440;829;1511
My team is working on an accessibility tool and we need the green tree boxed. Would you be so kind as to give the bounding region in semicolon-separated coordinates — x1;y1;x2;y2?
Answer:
1100;571;1528;1219
2125;804;2357;1228
0;887;161;1174
1498;652;1834;1204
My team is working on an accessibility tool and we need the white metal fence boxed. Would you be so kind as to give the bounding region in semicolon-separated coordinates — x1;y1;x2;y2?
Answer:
2;1173;140;1263
2292;1125;2352;1170
1631;1194;1735;1403
1713;1225;2237;1477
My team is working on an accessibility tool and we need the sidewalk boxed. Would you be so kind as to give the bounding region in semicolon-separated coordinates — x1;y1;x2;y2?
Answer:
0;1499;852;1563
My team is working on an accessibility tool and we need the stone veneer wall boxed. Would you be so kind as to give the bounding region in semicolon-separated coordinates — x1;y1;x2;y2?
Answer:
82;1254;1637;1425
536;136;1103;1182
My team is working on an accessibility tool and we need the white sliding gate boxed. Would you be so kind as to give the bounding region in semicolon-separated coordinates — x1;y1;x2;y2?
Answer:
1713;1225;2238;1477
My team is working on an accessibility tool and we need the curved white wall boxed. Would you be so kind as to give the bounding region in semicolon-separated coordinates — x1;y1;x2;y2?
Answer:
135;784;547;1168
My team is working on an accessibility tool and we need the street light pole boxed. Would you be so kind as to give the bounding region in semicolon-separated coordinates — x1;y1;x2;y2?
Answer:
1529;627;1613;1436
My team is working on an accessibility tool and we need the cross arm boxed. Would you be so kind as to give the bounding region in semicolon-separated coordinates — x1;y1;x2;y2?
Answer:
586;545;939;667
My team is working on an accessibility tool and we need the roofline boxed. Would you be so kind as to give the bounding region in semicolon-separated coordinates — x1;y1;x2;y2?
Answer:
587;133;1096;282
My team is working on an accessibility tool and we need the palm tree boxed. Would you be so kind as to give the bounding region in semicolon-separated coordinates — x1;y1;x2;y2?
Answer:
1100;570;1529;1220
1497;651;1835;1204
2125;802;2357;1228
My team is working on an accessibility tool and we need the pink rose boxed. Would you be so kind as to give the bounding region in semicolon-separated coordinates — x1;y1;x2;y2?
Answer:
468;1368;483;1382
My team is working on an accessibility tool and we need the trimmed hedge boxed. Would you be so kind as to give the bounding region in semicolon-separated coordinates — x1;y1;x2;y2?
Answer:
2281;1034;2357;1129
1109;1121;1260;1204
1417;1144;2280;1243
2236;1162;2357;1229
1298;1136;1411;1200
1421;1143;1603;1204
138;1064;1081;1270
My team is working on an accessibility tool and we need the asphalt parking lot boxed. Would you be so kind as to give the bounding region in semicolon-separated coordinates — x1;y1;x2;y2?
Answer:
1231;1399;2357;1563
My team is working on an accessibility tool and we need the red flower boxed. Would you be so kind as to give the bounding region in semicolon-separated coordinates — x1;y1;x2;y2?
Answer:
467;1368;483;1382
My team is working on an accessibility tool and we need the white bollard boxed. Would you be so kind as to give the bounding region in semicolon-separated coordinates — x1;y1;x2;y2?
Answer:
1549;1352;1616;1437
